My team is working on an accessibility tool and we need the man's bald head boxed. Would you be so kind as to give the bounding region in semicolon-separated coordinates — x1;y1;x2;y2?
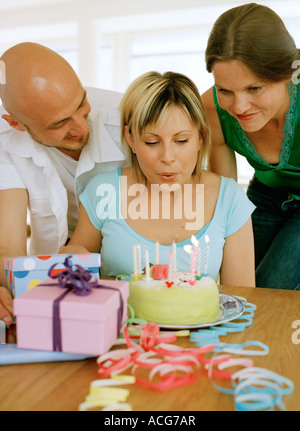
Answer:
0;42;82;122
0;42;90;154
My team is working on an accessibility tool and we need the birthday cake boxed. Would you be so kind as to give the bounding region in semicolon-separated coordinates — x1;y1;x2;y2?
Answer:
128;265;220;326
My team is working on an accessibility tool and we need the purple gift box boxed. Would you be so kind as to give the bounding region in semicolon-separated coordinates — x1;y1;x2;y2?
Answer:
14;276;129;356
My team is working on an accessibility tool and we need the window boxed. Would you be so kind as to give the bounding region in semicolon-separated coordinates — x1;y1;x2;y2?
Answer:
0;21;78;72
1;0;299;184
95;0;300;184
129;31;213;94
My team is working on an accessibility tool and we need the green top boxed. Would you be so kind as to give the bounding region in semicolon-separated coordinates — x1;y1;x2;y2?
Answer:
213;82;300;199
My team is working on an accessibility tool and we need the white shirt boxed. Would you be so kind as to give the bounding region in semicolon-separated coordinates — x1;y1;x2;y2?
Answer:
0;87;128;254
43;147;78;238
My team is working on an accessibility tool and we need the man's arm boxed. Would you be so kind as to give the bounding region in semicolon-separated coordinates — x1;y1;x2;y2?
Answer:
202;87;238;181
0;188;28;325
59;203;102;255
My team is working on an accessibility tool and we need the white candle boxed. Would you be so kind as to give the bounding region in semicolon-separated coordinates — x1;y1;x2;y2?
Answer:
136;243;141;274
191;249;196;282
133;243;137;275
168;249;173;282
184;244;195;283
155;241;159;265
144;247;151;282
172;241;177;271
204;234;210;275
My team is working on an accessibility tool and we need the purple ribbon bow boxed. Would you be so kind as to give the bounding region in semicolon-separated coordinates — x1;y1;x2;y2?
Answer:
48;255;99;295
43;256;124;352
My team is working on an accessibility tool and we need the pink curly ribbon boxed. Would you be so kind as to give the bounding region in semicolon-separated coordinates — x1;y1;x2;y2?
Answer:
96;322;220;391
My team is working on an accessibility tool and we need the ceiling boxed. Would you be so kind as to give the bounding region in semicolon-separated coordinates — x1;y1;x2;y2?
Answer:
0;0;75;9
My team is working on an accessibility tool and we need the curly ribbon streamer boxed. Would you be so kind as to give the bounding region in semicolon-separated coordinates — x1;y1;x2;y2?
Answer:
214;340;269;356
210;366;295;411
42;256;124;351
188;296;294;410
80;296;294;411
79;377;135;411
96;321;216;391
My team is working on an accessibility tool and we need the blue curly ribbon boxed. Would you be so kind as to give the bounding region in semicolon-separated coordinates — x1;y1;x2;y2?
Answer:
42;256;124;352
214;340;269;355
233;368;294;411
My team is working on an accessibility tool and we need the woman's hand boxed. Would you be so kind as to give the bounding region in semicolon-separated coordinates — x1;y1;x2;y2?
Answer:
0;286;14;326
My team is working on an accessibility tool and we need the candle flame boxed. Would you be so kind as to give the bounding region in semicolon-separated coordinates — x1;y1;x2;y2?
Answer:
205;234;210;244
184;244;193;254
191;235;199;247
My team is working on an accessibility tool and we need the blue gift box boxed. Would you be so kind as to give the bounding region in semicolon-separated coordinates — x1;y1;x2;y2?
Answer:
3;253;101;298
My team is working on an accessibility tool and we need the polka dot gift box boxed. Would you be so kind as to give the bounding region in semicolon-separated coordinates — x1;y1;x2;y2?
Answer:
3;254;101;298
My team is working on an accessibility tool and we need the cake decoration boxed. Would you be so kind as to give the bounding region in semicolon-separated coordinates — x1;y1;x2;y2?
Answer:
152;264;168;280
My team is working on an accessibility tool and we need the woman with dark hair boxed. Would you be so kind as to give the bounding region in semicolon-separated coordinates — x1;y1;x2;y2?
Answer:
202;3;300;290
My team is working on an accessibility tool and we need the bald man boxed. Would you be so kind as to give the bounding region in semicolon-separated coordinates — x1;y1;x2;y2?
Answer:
0;43;127;325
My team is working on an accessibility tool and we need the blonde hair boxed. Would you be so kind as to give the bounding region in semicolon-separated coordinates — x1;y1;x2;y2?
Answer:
206;3;298;82
120;71;211;181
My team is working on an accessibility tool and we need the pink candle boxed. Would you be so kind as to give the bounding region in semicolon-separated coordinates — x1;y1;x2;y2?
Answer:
191;235;200;276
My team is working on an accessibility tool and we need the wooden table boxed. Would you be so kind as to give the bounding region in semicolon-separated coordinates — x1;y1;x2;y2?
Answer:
0;285;299;411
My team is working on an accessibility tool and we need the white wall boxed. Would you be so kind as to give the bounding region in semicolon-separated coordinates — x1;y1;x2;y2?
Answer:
1;0;299;184
0;0;299;90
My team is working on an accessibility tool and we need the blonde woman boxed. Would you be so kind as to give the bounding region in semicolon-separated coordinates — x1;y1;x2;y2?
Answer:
202;3;300;289
61;71;255;287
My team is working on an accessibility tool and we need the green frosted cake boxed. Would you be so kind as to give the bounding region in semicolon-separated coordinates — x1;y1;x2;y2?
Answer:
128;265;219;325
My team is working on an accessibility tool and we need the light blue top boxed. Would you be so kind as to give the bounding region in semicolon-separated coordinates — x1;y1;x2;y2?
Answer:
80;169;255;280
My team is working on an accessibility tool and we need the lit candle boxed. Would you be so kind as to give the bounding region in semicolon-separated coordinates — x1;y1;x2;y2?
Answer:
184;244;195;284
172;241;177;271
204;234;210;275
133;243;138;275
144;247;151;282
136;243;141;274
191;248;196;282
155;240;159;265
191;236;200;276
168;249;173;282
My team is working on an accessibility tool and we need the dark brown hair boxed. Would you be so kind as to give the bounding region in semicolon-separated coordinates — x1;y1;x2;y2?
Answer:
205;3;298;82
